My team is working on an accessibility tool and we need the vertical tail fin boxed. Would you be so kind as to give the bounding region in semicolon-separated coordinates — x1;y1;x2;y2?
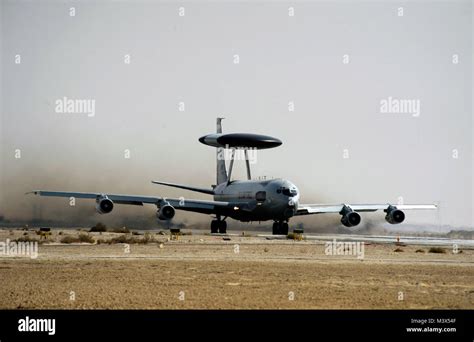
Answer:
216;117;228;184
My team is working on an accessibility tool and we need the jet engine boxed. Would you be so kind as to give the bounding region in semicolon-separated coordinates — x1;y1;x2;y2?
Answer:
385;205;405;224
157;204;175;220
96;196;114;214
340;205;361;227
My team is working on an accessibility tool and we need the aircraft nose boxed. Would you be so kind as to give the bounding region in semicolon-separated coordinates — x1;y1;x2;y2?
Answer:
284;204;297;218
288;194;299;209
285;197;298;218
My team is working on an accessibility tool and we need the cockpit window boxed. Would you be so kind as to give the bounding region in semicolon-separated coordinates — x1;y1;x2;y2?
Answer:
279;187;297;197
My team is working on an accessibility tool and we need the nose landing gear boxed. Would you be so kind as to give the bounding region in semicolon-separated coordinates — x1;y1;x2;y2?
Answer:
272;221;289;235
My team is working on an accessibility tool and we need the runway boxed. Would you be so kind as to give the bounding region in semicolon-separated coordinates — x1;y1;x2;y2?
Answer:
258;233;474;248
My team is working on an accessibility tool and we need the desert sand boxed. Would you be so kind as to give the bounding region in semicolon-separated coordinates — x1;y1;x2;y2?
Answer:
0;228;472;309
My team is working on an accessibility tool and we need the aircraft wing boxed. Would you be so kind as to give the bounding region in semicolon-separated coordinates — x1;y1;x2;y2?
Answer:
296;203;437;215
28;190;233;215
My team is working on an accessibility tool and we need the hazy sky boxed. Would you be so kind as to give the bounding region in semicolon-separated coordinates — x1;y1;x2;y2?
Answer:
1;0;472;228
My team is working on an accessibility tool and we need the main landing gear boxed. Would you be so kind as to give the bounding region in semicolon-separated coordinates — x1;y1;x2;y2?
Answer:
272;221;289;235
211;219;227;234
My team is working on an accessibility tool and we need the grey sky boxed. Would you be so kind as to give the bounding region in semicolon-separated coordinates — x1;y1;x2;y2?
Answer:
1;0;472;228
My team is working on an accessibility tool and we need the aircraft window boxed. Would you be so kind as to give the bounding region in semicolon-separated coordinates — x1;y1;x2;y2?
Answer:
238;191;253;199
256;191;266;201
282;188;297;197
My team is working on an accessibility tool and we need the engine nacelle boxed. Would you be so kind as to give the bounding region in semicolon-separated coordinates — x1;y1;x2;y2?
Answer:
96;197;114;214
157;204;175;220
385;205;405;224
340;205;361;227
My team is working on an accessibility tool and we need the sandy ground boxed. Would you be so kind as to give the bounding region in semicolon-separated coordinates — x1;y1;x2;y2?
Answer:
0;228;473;309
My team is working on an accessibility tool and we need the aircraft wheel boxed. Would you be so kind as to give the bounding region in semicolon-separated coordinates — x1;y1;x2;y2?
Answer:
281;223;289;235
211;220;219;234
272;222;280;235
218;221;227;234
